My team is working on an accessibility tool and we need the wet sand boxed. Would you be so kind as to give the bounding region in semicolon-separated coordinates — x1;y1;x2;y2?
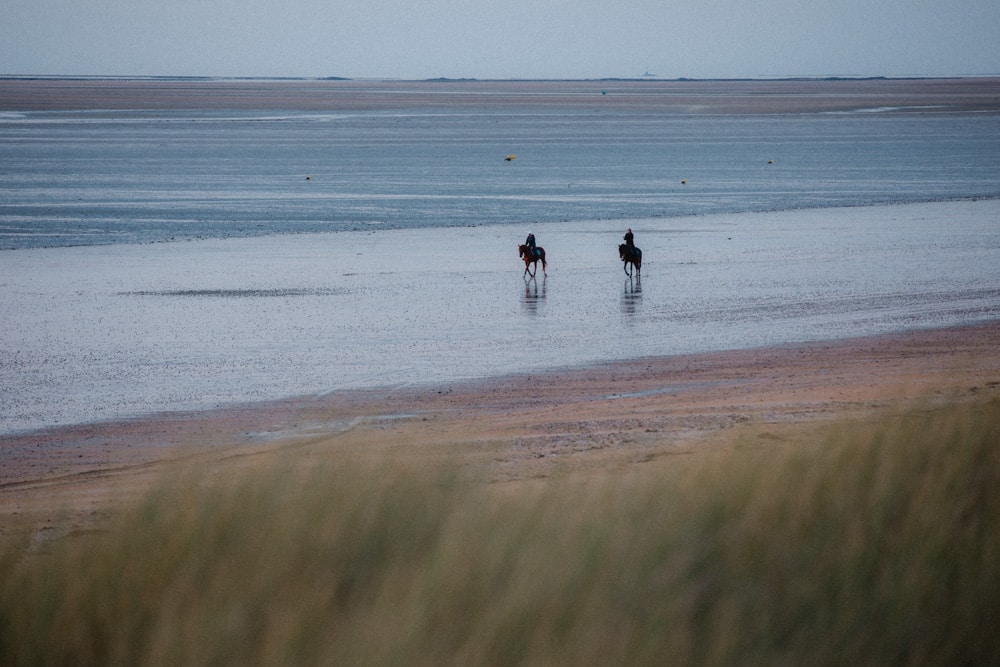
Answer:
4;199;999;434
3;321;999;541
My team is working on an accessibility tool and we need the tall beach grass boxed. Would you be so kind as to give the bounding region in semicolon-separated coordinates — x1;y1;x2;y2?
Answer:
2;397;999;666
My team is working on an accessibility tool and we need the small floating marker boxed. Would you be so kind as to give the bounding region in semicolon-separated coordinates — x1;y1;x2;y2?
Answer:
306;175;311;180
768;159;775;165
681;179;687;185
505;154;517;161
601;90;607;95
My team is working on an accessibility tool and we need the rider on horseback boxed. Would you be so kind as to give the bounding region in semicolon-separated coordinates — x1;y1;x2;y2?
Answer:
619;228;641;276
526;232;539;258
623;228;639;263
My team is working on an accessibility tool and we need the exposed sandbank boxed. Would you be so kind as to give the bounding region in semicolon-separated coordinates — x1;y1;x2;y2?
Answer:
3;77;1000;114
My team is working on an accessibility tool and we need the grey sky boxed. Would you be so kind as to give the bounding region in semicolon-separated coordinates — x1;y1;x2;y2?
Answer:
3;0;999;79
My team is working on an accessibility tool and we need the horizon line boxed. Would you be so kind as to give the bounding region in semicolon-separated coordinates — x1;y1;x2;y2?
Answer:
3;73;1000;83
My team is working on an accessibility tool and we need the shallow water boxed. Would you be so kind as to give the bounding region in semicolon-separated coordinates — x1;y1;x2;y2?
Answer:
2;199;999;433
2;101;999;250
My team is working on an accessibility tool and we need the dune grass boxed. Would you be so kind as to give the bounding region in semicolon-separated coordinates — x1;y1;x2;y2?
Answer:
2;396;999;666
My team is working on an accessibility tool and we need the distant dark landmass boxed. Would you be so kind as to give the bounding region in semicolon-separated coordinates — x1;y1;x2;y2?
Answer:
2;76;999;115
3;74;991;84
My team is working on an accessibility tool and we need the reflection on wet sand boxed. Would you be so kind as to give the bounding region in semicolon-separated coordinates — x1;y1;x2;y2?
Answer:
523;276;547;315
622;277;642;316
2;199;998;433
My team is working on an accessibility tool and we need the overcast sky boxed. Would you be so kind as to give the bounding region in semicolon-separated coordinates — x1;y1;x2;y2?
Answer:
3;0;999;79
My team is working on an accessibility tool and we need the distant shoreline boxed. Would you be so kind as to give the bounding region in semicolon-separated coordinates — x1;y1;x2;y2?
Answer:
2;74;998;82
3;76;1000;113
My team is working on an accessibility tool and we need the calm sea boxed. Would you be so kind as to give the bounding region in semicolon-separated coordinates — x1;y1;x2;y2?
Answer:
2;81;999;250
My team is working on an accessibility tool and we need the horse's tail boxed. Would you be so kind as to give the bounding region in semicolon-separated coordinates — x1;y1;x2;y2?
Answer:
541;249;547;270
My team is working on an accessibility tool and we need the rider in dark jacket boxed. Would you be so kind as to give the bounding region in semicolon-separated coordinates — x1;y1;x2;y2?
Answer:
623;228;634;247
526;233;538;258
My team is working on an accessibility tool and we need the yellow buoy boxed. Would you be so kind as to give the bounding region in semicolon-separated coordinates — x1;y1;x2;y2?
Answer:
681;179;687;185
505;154;517;161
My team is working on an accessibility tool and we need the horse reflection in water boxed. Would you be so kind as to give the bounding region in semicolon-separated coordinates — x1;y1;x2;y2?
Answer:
518;244;547;278
522;276;547;315
622;277;642;316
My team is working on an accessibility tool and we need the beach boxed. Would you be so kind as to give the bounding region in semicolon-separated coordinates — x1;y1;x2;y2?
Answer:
2;319;999;540
3;78;1000;667
2;77;999;541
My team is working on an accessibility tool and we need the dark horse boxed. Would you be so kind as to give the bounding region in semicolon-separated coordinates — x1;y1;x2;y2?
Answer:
518;244;547;277
619;243;642;278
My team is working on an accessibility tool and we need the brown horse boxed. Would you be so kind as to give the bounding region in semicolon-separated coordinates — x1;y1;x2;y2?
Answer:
619;243;642;278
517;243;549;278
518;244;547;277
